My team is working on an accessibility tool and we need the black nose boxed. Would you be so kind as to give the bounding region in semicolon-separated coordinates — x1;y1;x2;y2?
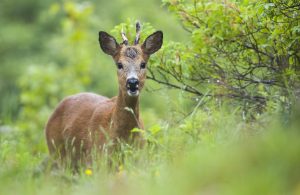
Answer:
126;78;139;92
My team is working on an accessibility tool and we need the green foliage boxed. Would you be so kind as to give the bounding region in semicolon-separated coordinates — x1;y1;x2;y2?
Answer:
111;19;156;44
16;1;95;147
151;0;300;116
0;0;57;121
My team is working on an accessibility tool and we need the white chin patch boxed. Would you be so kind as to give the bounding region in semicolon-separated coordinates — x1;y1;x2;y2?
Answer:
127;90;139;97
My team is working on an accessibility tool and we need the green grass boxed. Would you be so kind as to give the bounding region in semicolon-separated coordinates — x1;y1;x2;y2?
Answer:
1;107;300;195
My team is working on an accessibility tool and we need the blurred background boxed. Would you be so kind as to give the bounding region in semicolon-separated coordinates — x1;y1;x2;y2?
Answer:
0;0;187;127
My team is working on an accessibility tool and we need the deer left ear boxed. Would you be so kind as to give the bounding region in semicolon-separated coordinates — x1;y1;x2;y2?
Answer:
142;31;163;55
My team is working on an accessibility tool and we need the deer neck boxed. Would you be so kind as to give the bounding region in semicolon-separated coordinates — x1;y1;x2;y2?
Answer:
112;88;140;138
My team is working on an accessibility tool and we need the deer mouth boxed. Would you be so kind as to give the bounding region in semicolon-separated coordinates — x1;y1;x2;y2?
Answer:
127;84;139;97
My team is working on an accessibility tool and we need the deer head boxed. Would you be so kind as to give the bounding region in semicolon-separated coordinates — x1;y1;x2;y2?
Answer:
98;22;163;97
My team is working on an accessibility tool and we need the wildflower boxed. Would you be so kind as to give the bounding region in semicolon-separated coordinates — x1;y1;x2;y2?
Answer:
85;168;93;176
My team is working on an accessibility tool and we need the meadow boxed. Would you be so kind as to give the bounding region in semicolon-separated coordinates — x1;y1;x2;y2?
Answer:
0;0;300;194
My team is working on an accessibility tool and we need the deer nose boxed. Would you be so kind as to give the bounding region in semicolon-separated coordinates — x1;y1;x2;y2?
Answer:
126;78;139;92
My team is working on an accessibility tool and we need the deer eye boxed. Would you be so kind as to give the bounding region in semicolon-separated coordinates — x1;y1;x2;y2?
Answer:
140;62;146;69
116;63;123;69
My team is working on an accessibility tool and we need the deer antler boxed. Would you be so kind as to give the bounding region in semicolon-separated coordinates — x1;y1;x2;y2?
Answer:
134;21;141;45
121;25;129;45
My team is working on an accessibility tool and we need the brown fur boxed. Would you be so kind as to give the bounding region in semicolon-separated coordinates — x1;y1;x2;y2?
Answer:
45;29;163;169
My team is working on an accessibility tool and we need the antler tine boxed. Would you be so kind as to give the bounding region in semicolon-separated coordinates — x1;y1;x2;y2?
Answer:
121;25;129;45
134;21;141;45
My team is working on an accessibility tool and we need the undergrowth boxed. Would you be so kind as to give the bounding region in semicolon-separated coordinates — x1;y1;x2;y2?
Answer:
1;105;300;195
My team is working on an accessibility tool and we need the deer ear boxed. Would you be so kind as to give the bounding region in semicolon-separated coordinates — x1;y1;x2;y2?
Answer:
142;31;163;55
99;31;119;56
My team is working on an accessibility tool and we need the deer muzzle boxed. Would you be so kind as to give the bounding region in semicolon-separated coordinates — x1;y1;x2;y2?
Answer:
126;78;139;96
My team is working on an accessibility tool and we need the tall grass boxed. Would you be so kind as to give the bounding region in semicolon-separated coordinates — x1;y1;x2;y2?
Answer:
0;105;300;195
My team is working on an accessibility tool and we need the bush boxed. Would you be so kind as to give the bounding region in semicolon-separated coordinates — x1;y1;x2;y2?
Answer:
148;0;300;117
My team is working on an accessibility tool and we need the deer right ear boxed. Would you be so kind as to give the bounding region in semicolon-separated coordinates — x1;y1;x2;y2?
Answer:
99;31;119;56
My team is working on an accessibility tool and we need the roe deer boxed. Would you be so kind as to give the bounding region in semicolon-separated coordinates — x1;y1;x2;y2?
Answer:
45;22;163;169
